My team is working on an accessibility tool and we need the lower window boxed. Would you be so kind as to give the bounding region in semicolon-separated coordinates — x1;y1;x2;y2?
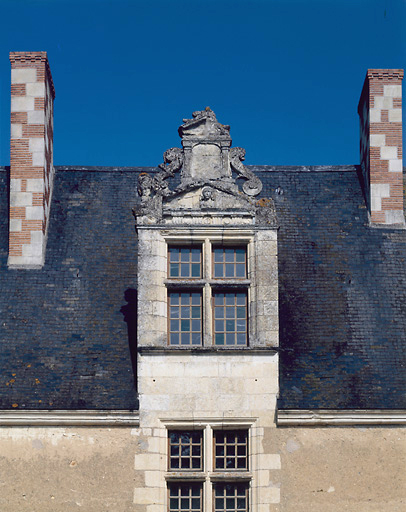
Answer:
169;483;203;512
214;483;249;512
167;427;250;512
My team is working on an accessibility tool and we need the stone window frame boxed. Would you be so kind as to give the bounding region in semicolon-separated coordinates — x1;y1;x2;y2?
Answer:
163;419;255;512
164;234;254;348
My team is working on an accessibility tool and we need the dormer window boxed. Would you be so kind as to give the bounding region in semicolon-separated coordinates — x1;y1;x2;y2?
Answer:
167;242;249;347
169;246;202;279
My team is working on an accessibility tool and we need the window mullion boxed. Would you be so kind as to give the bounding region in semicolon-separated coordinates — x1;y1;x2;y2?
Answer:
203;238;213;347
205;425;213;512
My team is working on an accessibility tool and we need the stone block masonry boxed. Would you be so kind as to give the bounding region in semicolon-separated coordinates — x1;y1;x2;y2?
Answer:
9;52;55;267
358;69;404;226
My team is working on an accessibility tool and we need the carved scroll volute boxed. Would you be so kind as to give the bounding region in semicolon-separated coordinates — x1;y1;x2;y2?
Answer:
137;147;184;203
230;147;263;196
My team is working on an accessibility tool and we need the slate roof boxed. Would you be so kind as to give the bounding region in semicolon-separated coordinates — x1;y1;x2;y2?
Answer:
0;165;405;410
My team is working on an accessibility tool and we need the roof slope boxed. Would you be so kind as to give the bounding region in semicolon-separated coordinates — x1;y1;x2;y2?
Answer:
0;165;405;410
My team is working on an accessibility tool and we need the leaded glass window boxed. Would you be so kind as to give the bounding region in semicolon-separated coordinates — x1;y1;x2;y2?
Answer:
169;483;202;512
213;247;246;279
169;431;203;470
169;246;202;279
169;292;202;346
214;430;248;470
214;483;248;512
213;293;247;346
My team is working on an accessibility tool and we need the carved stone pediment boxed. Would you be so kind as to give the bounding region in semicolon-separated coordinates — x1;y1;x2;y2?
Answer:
134;108;276;226
165;184;254;212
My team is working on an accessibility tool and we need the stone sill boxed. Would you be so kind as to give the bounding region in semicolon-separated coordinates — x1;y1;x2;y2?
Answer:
209;472;252;481
0;410;139;426
165;473;206;481
138;346;278;355
165;472;252;482
277;409;406;426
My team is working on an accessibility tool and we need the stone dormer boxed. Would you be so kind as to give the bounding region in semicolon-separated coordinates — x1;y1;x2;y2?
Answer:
134;108;278;350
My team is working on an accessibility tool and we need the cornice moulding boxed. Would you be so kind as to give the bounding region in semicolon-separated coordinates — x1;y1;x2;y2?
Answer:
0;410;139;426
277;409;406;426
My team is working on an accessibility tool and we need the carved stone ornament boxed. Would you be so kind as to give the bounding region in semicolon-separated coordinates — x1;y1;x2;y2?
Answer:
135;108;271;221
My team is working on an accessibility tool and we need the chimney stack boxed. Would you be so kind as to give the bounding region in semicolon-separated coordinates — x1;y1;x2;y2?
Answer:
9;51;55;267
358;69;404;226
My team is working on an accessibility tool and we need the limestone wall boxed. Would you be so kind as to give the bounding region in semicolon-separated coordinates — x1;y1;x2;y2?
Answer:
0;423;404;511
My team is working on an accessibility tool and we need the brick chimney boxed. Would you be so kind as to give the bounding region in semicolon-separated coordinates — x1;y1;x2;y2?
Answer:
9;51;55;267
358;69;404;226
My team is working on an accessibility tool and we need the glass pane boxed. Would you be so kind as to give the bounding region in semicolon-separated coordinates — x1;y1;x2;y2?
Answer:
236;294;245;305
225;264;234;277
236;333;246;345
170;333;179;345
226;307;235;318
226;334;235;345
224;248;234;262
236;264;245;278
215;457;224;468
181;263;190;277
215;333;224;345
181;497;189;508
235;248;245;262
170;263;180;277
214;264;223;277
226;498;234;509
170;320;179;331
181;319;190;331
237;498;246;509
191;332;201;345
171;306;179;318
237;445;246;455
191;486;200;497
192;306;201;318
169;248;179;261
215;320;224;332
181;333;190;345
181;458;190;469
192;319;201;331
191;248;201;262
214;248;223;262
192;457;200;469
215;498;224;509
181;307;190;319
191;264;200;277
236;307;245;318
216;445;224;456
236;320;246;331
170;458;179;469
171;294;179;305
180;248;190;262
225;294;234;305
181;295;190;305
226;320;235;332
191;293;201;305
215;307;224;319
215;294;224;305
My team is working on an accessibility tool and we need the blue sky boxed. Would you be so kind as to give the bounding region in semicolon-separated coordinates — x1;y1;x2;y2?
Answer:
0;0;405;167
